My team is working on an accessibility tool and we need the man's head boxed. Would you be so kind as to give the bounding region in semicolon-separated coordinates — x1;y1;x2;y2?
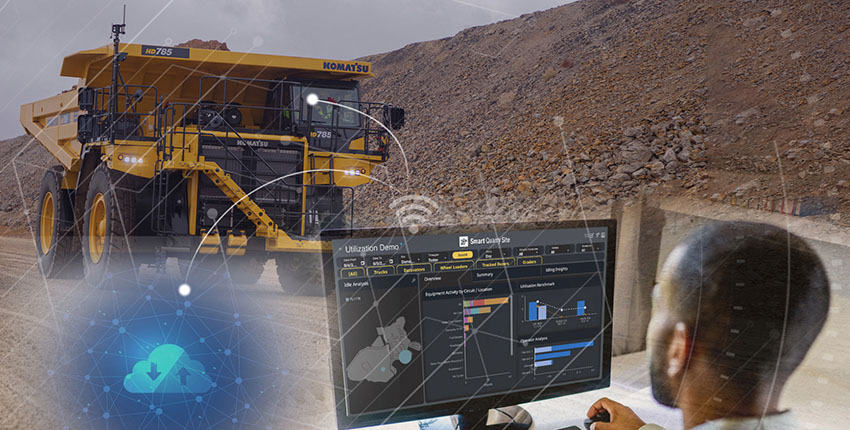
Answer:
646;221;830;408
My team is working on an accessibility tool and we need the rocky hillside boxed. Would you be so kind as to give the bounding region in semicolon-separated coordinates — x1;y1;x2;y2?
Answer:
357;0;850;227
2;1;848;232
0;136;54;233
175;39;230;51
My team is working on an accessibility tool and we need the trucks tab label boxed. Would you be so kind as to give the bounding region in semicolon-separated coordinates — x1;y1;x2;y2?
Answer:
141;45;190;58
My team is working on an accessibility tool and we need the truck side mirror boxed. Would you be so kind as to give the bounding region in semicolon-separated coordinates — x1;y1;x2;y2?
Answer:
77;114;95;143
78;87;95;112
388;107;405;130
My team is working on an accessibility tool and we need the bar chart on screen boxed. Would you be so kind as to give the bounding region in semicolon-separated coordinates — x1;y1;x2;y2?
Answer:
521;292;598;330
515;330;602;384
526;299;587;321
530;340;596;376
462;296;513;380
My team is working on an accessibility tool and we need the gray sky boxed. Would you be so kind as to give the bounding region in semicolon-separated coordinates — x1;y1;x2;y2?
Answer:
0;0;572;139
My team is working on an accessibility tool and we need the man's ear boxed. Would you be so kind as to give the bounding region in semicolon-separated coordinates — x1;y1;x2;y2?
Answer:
666;322;691;378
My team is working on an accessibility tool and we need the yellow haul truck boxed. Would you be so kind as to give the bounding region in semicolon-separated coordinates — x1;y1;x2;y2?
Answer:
21;22;404;291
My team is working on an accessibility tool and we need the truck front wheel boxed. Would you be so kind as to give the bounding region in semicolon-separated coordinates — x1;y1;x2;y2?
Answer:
36;166;82;278
81;164;139;288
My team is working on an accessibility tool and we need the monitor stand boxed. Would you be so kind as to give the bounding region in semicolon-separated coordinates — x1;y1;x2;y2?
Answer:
454;405;533;430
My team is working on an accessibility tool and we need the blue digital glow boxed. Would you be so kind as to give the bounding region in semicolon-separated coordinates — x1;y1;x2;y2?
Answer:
55;273;290;428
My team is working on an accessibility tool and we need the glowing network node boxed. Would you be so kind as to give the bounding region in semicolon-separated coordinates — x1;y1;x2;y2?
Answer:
178;283;191;297
306;93;319;106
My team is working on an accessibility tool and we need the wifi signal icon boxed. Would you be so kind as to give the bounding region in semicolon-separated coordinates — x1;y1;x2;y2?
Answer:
389;195;439;234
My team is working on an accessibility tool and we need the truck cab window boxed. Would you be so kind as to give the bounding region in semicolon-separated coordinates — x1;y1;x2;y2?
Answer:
294;85;360;127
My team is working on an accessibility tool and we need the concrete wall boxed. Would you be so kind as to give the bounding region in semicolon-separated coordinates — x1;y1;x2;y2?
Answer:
610;196;850;356
611;197;665;355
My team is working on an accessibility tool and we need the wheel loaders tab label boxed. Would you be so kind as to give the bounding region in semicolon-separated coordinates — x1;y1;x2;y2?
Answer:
141;45;190;58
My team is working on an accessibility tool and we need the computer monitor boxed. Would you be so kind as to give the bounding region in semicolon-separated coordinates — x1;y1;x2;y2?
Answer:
323;220;616;429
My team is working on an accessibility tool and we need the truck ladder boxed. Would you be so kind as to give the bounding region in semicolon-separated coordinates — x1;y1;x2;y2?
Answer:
163;160;279;236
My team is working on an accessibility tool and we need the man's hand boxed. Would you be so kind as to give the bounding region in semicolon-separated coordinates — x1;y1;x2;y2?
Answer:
586;397;646;430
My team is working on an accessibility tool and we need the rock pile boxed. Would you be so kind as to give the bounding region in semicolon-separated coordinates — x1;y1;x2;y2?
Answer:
356;0;849;227
175;39;230;51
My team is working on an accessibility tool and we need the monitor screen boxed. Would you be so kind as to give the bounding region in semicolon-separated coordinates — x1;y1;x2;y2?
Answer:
323;221;616;429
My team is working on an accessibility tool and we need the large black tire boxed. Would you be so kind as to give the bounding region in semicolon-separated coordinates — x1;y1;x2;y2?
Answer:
35;166;82;278
228;255;266;285
178;254;266;286
81;164;139;288
276;253;324;296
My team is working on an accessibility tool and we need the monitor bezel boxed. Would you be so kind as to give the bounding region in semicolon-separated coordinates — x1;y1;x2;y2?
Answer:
322;219;617;429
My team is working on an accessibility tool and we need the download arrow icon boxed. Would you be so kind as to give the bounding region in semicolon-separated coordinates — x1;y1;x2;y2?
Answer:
146;362;161;380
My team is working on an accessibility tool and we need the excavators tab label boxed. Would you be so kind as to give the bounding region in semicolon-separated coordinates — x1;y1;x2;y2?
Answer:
322;61;369;74
141;45;190;58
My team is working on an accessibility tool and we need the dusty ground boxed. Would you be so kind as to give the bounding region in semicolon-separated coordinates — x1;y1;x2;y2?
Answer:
0;199;848;429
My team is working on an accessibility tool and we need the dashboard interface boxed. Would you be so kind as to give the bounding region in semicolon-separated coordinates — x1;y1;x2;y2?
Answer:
329;226;611;417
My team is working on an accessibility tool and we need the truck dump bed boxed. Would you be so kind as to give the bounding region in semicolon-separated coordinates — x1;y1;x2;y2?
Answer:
21;43;374;171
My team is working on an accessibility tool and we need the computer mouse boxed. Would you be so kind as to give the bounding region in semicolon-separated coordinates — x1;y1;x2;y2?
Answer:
583;410;611;430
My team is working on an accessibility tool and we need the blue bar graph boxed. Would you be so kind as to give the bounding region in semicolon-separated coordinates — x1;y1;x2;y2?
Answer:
533;341;594;355
538;304;547;319
528;301;537;321
532;340;596;373
535;350;571;360
577;300;585;316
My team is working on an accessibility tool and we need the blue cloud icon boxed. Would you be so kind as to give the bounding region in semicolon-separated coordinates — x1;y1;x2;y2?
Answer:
124;344;212;394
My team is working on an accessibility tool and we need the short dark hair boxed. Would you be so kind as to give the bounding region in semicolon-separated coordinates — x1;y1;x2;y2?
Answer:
668;221;830;384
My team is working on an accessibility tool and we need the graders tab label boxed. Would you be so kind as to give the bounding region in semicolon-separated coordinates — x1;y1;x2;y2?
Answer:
141;45;190;58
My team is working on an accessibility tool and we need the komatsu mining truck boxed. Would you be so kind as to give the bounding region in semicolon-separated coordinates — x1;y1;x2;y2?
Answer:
20;22;404;291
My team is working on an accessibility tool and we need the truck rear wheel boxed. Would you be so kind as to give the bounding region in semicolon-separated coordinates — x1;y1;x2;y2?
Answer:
81;164;138;288
228;255;266;285
36;166;82;278
276;253;324;295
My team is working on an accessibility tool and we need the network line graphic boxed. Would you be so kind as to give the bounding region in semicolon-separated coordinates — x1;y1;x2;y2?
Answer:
51;269;295;429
